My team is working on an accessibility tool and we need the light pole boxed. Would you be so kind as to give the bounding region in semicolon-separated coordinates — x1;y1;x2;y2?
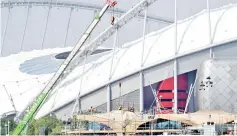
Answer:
4;122;7;136
0;117;1;135
7;120;10;136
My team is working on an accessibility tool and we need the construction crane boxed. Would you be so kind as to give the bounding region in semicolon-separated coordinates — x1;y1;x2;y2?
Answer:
12;1;116;135
13;0;160;134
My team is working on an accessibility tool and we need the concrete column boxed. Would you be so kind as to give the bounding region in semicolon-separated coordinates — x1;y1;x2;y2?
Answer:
107;85;111;112
173;0;178;114
207;0;213;58
141;7;147;66
140;72;144;113
173;59;178;114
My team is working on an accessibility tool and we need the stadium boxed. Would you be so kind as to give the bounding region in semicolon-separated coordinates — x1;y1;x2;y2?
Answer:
1;0;237;135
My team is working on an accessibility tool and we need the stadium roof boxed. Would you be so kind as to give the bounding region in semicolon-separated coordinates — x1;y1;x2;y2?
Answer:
1;0;237;56
0;4;237;117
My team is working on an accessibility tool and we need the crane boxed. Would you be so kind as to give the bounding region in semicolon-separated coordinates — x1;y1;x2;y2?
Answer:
13;0;160;134
12;1;116;135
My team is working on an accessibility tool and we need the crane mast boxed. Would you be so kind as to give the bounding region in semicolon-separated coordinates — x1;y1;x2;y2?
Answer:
12;2;113;135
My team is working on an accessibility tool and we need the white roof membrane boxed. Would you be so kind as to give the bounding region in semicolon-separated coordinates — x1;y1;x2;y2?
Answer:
0;4;237;118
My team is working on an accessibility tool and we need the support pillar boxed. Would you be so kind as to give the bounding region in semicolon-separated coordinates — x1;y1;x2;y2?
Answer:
140;72;144;113
109;28;118;79
173;0;178;114
207;0;213;58
139;4;147;114
107;85;111;112
173;59;178;114
141;6;147;67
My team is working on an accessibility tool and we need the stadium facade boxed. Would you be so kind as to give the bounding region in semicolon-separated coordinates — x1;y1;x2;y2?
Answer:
1;0;237;125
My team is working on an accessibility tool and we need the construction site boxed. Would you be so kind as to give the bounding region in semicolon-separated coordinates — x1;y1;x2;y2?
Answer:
1;0;237;135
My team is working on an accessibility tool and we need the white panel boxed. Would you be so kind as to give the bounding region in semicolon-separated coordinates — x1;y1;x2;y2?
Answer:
177;50;209;74
111;73;140;100
144;61;174;86
81;87;107;111
213;41;237;58
54;102;75;120
43;7;71;49
2;6;28;56
23;6;49;51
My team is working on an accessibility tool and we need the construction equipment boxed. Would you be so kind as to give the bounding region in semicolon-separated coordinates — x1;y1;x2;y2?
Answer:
35;0;161;119
13;0;161;134
108;0;117;25
12;2;113;135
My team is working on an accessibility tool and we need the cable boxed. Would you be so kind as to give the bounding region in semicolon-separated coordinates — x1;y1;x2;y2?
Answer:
2;85;17;112
8;79;49;96
108;27;118;79
63;7;73;47
1;7;11;56
20;5;30;51
17;81;48;96
70;54;88;114
41;4;51;49
2;74;48;83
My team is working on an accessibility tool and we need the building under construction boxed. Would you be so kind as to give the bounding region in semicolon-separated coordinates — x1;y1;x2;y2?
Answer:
1;0;237;135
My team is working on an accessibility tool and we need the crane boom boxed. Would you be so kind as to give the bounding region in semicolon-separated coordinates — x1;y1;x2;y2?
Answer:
27;0;160;119
13;0;160;134
12;3;111;135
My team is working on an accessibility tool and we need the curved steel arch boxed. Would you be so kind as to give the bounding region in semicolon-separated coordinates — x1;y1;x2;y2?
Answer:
1;1;174;24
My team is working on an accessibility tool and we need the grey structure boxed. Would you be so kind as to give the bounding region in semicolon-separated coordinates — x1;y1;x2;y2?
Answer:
195;58;237;113
49;40;237;120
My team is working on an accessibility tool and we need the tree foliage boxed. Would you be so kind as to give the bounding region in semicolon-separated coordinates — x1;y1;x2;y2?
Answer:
0;118;17;135
26;114;63;135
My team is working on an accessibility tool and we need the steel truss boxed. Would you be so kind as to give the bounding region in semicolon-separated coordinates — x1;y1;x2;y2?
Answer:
50;0;163;96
